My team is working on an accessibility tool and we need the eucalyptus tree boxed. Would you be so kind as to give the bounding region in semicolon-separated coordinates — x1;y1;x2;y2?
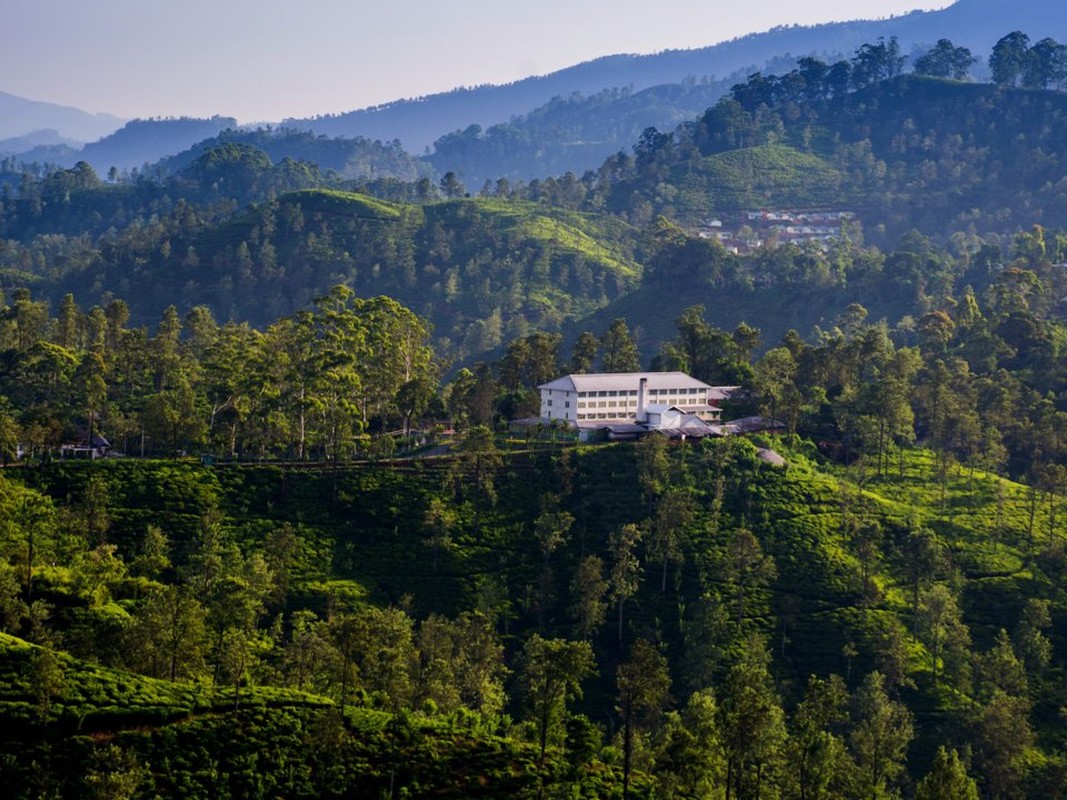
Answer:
650;489;696;592
1023;37;1067;89
850;672;914;800
787;674;854;800
519;634;596;767
719;635;787;800
600;318;641;373
609;522;644;648
913;39;975;80
569;555;609;639
990;31;1031;87
617;639;670;800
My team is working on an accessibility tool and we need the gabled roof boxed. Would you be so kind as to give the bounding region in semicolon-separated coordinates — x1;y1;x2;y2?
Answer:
641;403;682;415
539;371;714;393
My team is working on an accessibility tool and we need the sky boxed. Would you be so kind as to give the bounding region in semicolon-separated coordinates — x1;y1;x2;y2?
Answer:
5;0;952;123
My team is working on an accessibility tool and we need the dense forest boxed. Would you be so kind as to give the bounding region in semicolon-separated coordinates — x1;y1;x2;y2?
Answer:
5;28;1067;799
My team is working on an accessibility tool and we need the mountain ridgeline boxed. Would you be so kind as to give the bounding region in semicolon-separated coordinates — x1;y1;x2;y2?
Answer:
10;0;1067;187
283;0;1067;152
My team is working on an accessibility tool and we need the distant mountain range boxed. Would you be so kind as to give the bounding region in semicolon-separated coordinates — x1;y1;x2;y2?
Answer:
0;91;124;144
284;0;1067;151
3;0;1067;182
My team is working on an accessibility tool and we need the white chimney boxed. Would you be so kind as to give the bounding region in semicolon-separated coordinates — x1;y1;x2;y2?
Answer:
637;377;648;422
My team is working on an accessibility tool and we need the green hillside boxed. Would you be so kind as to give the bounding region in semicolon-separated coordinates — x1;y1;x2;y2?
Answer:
1;430;1065;795
0;634;579;798
669;144;847;212
595;73;1067;243
45;190;641;359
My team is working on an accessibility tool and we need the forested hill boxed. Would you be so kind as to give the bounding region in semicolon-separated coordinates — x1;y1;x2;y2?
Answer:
6;187;641;360
421;75;749;189
78;116;239;172
582;71;1067;243
155;128;428;182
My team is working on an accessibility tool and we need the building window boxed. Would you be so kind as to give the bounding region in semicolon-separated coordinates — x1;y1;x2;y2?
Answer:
565;401;570;408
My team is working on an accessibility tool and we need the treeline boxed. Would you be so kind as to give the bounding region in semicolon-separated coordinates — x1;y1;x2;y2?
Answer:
0;285;435;459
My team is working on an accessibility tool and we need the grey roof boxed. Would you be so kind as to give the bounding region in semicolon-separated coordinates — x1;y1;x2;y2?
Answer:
602;423;648;434
757;448;787;467
722;416;785;434
539;371;714;393
707;386;741;401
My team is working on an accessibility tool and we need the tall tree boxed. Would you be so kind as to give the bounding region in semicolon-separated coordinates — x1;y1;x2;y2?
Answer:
972;690;1033;800
568;331;600;374
617;639;671;800
650;489;695;592
600;319;641;373
609;522;644;648
913;39;975;80
787;674;854;800
652;688;725;800
519;635;596;767
914;747;979;800
918;583;971;690
448;424;502;532
533;501;574;628
849;671;914;800
719;635;787;800
569;555;609;639
1023;37;1067;89
990;31;1031;87
721;527;777;625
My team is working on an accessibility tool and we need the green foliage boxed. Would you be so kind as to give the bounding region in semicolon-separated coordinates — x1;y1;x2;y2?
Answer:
674;144;846;210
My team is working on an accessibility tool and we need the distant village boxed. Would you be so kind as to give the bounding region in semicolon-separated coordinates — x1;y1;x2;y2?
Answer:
694;209;856;253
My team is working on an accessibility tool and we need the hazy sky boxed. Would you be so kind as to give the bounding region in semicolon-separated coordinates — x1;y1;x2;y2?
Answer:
6;1;951;122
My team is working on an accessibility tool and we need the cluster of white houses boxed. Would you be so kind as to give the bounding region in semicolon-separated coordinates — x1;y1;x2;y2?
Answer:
537;371;770;441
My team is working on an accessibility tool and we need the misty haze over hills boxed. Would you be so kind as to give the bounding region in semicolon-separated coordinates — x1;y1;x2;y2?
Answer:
0;91;125;145
282;0;1067;151
3;0;1066;177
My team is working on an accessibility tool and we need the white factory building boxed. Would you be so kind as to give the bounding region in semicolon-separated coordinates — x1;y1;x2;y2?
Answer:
537;372;741;439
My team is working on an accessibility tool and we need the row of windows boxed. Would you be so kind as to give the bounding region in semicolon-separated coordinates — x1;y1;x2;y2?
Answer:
577;412;637;420
576;388;705;398
575;399;704;409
